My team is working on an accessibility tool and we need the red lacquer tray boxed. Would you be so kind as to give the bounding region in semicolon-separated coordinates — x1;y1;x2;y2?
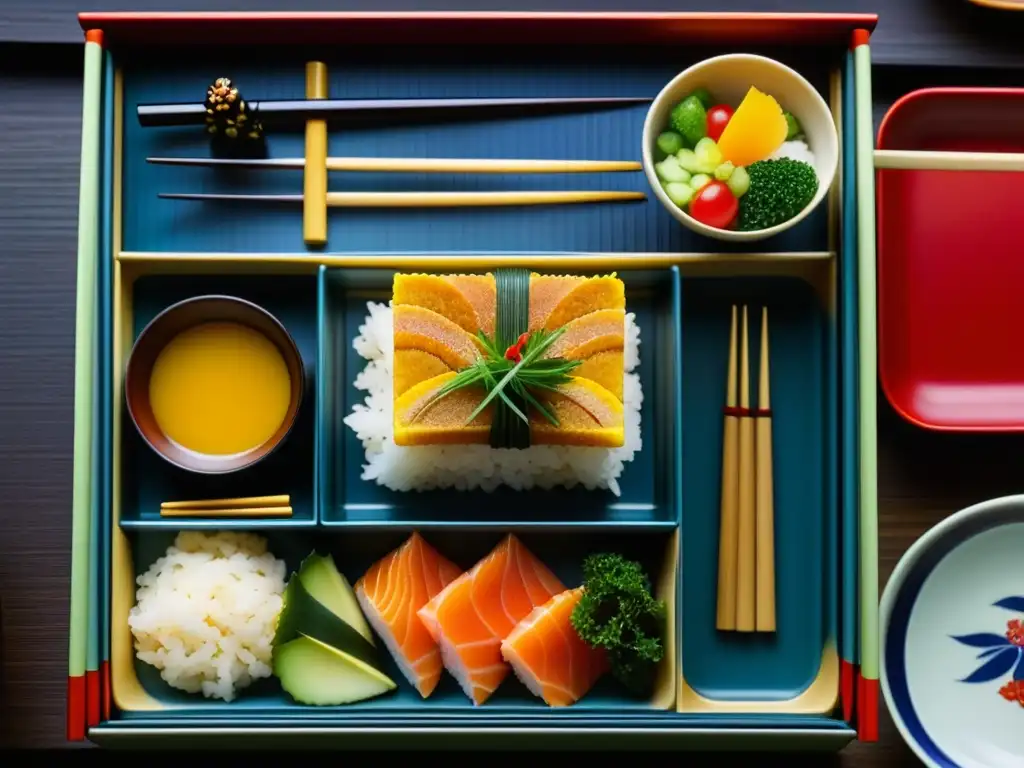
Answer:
877;88;1024;431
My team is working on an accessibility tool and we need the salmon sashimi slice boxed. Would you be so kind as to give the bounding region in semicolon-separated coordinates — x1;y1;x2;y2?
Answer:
355;533;464;698
416;534;565;705
501;587;608;707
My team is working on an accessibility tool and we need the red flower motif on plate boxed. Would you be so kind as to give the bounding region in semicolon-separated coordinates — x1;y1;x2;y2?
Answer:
1007;619;1024;647
999;680;1024;707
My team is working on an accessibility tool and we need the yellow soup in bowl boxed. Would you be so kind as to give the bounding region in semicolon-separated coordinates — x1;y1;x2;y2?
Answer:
125;295;305;474
149;321;293;457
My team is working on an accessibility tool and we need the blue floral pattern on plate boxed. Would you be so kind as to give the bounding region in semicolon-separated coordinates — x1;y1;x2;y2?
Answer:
952;596;1024;707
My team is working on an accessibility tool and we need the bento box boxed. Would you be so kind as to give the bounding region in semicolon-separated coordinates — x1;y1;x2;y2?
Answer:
68;11;880;750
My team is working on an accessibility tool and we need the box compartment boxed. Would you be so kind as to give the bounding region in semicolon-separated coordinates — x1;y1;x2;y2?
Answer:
118;265;319;529
111;527;677;718
320;265;681;529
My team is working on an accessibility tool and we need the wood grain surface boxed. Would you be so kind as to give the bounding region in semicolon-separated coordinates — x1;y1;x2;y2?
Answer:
1;5;1024;757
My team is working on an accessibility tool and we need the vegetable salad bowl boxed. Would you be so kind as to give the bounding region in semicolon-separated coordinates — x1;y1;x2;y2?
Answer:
642;53;839;243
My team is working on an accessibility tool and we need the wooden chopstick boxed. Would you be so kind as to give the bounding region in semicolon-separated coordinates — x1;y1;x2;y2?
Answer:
323;190;646;207
159;190;647;207
716;306;741;632
874;149;1024;173
755;307;777;633
160;495;290;510
334;157;643;173
735;305;757;633
160;506;293;519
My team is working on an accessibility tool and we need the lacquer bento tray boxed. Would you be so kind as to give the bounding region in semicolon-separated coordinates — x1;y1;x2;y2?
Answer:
68;11;880;750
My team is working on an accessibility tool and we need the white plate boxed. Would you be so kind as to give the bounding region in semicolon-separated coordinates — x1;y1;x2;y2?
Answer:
881;495;1024;768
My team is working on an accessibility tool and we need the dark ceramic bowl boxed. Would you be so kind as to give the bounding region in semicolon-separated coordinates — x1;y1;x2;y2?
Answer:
124;295;305;474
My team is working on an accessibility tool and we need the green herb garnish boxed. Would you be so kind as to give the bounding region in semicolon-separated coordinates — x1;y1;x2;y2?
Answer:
570;553;667;697
414;326;582;436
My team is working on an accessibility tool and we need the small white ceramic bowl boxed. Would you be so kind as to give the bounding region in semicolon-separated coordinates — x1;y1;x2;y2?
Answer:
880;495;1024;768
642;53;839;242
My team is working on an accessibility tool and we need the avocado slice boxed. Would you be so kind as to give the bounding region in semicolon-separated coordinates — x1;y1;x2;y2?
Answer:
272;574;381;670
297;552;374;645
275;634;396;706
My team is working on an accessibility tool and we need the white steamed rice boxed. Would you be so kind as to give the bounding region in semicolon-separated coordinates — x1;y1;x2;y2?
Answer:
128;531;287;702
770;139;818;176
343;302;644;496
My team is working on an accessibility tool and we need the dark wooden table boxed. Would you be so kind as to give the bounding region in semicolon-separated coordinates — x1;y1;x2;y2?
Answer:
1;1;1024;758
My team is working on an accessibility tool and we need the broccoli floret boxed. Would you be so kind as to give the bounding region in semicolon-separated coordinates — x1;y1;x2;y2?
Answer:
570;553;667;697
737;158;819;232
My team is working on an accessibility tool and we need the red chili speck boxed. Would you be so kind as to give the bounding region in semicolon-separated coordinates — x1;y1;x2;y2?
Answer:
504;332;531;363
999;680;1024;707
1007;619;1024;647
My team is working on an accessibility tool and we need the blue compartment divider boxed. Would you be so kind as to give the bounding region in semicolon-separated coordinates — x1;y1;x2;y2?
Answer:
840;50;861;715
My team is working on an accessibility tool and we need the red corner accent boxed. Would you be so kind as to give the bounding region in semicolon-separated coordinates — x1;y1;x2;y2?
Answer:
851;28;870;50
841;659;855;723
85;29;104;46
86;669;101;726
857;673;879;741
67;676;86;742
101;660;111;721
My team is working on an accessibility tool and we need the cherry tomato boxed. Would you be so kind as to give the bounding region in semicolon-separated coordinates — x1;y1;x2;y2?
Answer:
688;181;738;230
706;104;734;142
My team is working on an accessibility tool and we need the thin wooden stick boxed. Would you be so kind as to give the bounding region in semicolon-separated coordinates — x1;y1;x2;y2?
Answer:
160;495;290;510
874;148;1024;173
160;506;293;519
756;307;777;633
160;190;647;207
337;190;647;206
736;305;757;633
716;305;740;631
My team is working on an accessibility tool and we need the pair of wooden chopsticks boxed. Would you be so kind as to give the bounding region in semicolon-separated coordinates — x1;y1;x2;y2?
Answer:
159;494;292;518
716;305;776;634
154;155;647;208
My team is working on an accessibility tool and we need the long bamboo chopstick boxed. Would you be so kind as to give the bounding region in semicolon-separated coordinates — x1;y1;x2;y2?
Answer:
160;494;290;510
755;307;777;633
159;190;647;207
68;30;103;744
735;306;757;633
716;306;741;631
147;156;643;174
874;148;1024;172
